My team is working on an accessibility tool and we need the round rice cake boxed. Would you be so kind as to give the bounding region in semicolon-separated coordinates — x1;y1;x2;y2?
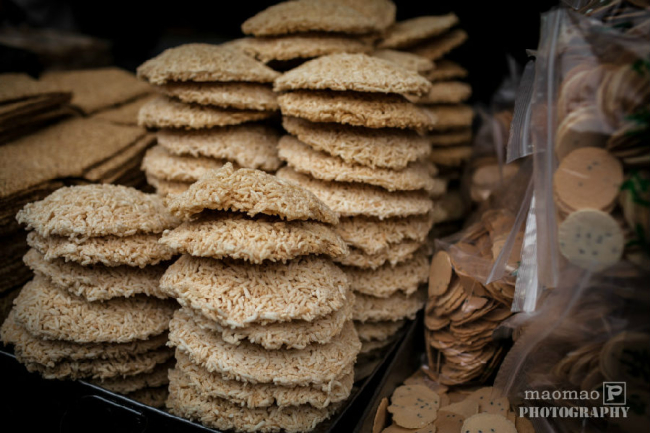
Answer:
130;385;169;408
409;81;472;104
160;254;348;327
166;162;338;224
558;209;624;272
27;231;175;268
408;29;468;61
281;116;430;170
89;359;173;394
277;90;438;130
175;349;353;408
168;309;360;386
428;128;473;147
185;293;353;350
157;81;278;111
156;125;281;171
136;43;280;85
428;146;473;167
345;253;429;298
18;347;173;381
277;167;433;219
159;213;348;263
274;53;431;96
379;13;459;49
138;96;275;130
461;413;517;433
354;320;405;342
231;34;372;64
424;104;474;130
23;248;168;302
352;289;426;323
371;50;434;72
335;241;423;269
334;213;434;255
12;276;177;343
141;145;227;183
145;174;192;197
167;368;340;433
422;60;468;82
16;184;179;238
0;310;169;367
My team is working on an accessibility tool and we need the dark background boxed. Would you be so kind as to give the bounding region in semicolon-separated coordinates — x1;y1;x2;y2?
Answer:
1;0;558;104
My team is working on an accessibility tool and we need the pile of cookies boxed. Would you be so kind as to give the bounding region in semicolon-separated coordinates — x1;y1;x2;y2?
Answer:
373;370;535;433
425;209;523;385
157;164;361;432
0;184;180;407
137;43;283;196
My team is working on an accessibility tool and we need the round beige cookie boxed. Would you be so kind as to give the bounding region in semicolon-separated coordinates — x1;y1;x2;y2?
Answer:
141;145;227;183
277;90;438;130
146;174;192;197
23;248;168;302
278;135;437;192
19;347;173;381
345;253;429;298
185;293;352;350
136;43;280;85
379;14;459;49
424;104;474;130
157;81;278;111
422;59;468;82
159;213;348;263
160;254;348;328
156;125;281;171
175;349;354;408
281;116;430;170
12;276;177;343
241;0;385;36
352;289;426;322
138;96;275;130
167;368;340;433
428;128;472;146
168;309;361;386
0;310;169;368
277;167;433;219
166;162;338;224
354;320;405;342
274;53;431;96
408;29;469;61
334;213;434;255
27;231;175;268
89;359;173;394
130;386;169;408
408;81;472;104
230;34;372;63
371;49;434;72
336;240;423;269
16;184;179;238
461;413;517;433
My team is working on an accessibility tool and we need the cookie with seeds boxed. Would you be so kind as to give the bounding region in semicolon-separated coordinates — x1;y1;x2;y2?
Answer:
166;163;338;223
461;413;517;433
12;276;176;344
278;90;437;130
23;248;168;302
160;213;348;263
157;81;278;111
27;231;175;268
277;167;433;219
278;135;438;192
160;254;348;328
168;309;360;386
371;50;434;72
141;145;227;183
379;13;459;49
146;175;191;197
422;60;468;82
408;29;468;61
355;320;405;342
334;213;434;255
89;359;173;394
156;125;281;171
175;349;353;408
274;53;431;96
388;384;440;428
352;289;426;322
16;184;179;238
336;241;423;269
136;43;280;85
281;116;430;170
345;253;429;298
138;96;275;130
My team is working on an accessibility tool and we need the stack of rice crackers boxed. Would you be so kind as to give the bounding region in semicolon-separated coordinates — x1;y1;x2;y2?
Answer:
157;164;360;432
137;44;283;196
1;184;180;407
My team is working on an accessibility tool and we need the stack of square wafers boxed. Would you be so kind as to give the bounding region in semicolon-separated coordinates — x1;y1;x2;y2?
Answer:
1;184;180;407
136;44;284;196
157;164;360;432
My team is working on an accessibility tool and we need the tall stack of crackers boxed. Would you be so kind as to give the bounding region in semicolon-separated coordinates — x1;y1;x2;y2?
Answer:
136;44;284;196
0;184;180;408
156;164;360;432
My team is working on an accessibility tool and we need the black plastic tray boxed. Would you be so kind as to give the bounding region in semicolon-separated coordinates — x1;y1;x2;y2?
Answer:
0;317;419;433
